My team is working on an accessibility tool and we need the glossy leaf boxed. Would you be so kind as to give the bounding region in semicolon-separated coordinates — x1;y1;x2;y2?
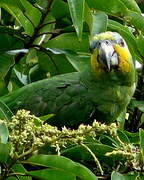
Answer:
27;169;76;180
139;129;144;163
14;69;28;85
44;33;89;52
100;135;119;147
67;0;85;40
86;0;144;37
39;114;55;121
0;120;9;144
124;131;139;144
62;143;115;166
126;11;144;33
91;12;108;37
86;0;128;16
84;3;92;32
38;51;75;76
34;0;48;10
123;173;144;180
111;171;125;180
11;164;32;180
38;47;89;73
6;177;18;180
131;100;144;112
0;100;13;122
19;0;42;27
120;0;141;13
117;130;130;144
26;155;97;180
0;52;15;79
34;14;55;45
0;0;34;35
29;64;47;82
66;53;90;71
0;33;23;51
136;35;144;57
0;80;8;96
0;143;9;163
52;0;69;19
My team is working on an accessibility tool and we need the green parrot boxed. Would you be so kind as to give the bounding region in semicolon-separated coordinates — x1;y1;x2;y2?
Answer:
1;32;136;127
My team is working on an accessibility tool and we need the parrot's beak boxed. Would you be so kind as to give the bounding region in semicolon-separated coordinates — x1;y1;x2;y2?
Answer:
90;40;119;71
98;41;119;71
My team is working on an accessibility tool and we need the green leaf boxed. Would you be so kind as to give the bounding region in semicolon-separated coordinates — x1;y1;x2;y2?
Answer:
0;0;34;35
131;100;144;112
111;171;125;180
27;169;76;180
39;114;55;121
0;80;7;96
62;143;115;166
14;69;28;85
67;0;85;40
38;51;75;76
124;131;139;144
0;143;9;163
124;172;144;180
0;52;15;79
34;14;55;45
100;135;119;147
52;0;69;19
120;0;141;13
139;129;144;163
87;1;144;37
66;53;90;71
117;110;126;129
117;130;130;144
86;0;128;16
0;33;23;51
38;47;89;72
91;12;108;37
26;155;97;180
26;48;38;65
84;2;92;32
44;33;89;52
19;0;42;27
126;11;144;33
0;120;9;144
29;64;47;82
6;177;18;180
0;100;13;122
11;164;32;180
136;35;144;57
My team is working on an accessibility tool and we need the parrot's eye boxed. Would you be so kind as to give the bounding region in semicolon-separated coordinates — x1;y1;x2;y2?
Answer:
105;40;110;45
119;39;125;47
97;42;101;46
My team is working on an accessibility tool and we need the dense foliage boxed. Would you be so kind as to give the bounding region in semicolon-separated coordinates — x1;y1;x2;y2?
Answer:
1;0;144;179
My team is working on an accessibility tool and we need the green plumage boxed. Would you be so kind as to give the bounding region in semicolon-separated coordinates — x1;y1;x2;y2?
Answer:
0;32;137;127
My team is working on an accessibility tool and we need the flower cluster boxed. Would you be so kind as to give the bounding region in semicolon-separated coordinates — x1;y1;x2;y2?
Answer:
7;110;60;155
106;143;141;170
5;109;143;171
6;110;118;156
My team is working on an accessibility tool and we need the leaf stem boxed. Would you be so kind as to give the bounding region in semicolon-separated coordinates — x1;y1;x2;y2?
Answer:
81;143;104;175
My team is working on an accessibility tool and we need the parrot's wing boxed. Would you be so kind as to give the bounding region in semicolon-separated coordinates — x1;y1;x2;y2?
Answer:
1;72;95;127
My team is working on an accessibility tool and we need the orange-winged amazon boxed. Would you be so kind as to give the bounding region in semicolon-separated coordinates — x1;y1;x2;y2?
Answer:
1;32;137;127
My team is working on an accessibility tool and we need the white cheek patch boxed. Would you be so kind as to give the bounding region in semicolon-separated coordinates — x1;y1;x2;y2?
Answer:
111;52;119;66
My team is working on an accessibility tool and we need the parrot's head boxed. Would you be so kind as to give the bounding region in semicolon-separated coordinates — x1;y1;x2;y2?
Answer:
90;32;135;83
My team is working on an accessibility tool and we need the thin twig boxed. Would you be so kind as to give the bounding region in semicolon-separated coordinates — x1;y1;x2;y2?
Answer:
81;143;104;175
